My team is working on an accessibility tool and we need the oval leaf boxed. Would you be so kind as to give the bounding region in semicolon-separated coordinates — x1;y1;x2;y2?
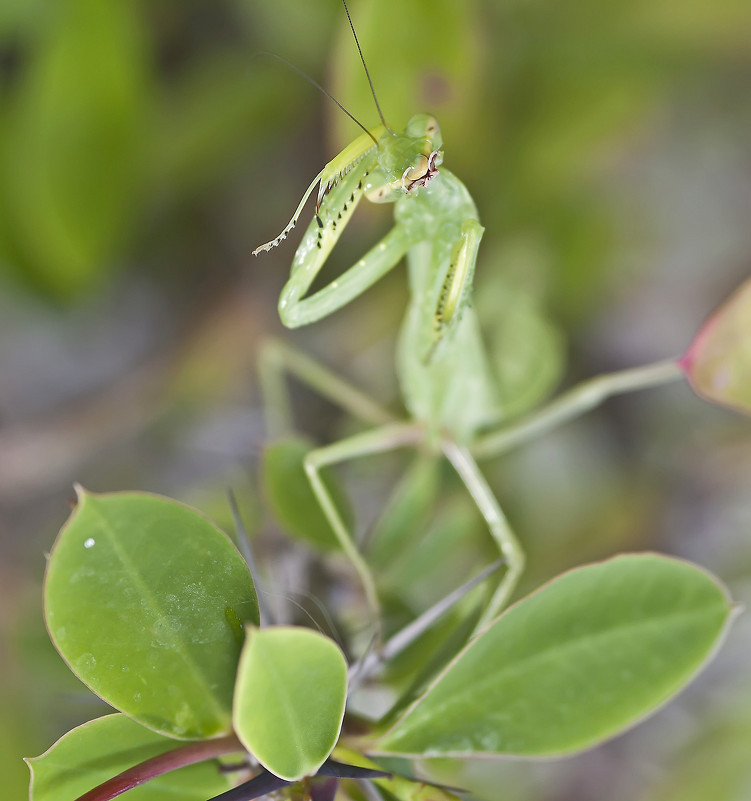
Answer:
26;713;232;801
44;488;259;739
681;277;751;415
375;554;733;757
262;436;351;551
233;626;347;781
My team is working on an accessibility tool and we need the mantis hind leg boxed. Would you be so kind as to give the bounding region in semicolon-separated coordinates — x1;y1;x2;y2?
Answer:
442;440;525;630
258;338;396;438
304;422;425;637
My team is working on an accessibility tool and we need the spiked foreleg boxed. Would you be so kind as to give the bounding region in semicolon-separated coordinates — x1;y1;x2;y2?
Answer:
280;224;412;328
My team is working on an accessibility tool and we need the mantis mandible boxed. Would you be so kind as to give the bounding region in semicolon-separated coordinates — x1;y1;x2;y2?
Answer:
254;0;681;630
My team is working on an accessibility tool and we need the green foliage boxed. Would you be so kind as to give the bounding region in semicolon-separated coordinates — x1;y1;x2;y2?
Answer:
375;555;733;757
44;488;259;739
335;748;463;801
262;436;350;552
234;626;347;780
0;0;148;299
15;1;751;800
367;456;440;572
33;487;739;799
0;0;305;301
482;277;565;420
26;714;231;801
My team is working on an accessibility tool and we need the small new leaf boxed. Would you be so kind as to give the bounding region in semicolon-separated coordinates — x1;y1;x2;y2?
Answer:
681;277;751;415
234;626;348;781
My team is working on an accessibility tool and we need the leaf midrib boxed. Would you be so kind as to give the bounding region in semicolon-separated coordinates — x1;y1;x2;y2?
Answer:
82;500;230;730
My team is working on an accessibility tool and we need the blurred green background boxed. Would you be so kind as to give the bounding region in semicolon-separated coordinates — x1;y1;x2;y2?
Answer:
1;0;751;799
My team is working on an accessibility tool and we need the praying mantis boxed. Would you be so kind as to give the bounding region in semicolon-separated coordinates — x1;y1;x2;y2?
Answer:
254;0;683;630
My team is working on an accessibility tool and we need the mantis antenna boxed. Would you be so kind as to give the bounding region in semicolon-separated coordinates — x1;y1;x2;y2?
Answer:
340;0;393;133
256;51;379;146
251;2;394;256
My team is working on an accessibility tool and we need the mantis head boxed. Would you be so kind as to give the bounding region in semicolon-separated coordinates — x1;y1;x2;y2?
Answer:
365;114;444;203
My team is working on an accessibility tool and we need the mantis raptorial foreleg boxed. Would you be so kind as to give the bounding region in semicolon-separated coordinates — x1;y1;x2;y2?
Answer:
303;422;425;632
279;225;411;329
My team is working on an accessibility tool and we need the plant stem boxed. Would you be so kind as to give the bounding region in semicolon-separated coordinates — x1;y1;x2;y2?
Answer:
75;734;244;801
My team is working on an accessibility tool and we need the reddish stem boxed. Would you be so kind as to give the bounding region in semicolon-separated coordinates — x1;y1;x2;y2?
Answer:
76;733;245;801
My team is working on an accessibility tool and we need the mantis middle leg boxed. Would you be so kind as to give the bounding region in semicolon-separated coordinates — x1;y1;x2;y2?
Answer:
258;338;407;634
304;422;425;634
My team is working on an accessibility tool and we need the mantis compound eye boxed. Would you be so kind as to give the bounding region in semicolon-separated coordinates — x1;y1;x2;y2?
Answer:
401;150;441;193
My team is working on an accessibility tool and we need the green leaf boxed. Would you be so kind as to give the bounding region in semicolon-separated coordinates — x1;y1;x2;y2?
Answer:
233;626;347;781
0;0;148;299
681;277;751;415
375;554;733;757
262;436;351;551
488;290;564;419
333;747;463;801
473;240;564;419
380;495;483;610
44;488;259;739
26;713;232;801
368;456;440;571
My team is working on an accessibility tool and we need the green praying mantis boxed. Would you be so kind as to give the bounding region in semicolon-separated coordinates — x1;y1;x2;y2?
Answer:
254;0;683;630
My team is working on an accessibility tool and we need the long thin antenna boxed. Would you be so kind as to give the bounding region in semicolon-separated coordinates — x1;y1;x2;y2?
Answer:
256;51;378;146
341;0;393;133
